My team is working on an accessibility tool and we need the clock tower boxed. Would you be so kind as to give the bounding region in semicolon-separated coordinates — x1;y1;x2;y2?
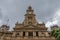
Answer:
23;6;38;26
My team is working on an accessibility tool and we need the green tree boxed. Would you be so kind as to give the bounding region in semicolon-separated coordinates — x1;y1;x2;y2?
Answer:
50;29;60;40
56;35;60;40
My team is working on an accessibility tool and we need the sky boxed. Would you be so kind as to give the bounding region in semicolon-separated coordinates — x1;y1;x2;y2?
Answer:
0;0;60;31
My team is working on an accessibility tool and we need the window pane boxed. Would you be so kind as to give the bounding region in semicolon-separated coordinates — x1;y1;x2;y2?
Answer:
28;32;33;36
23;32;25;37
36;32;38;36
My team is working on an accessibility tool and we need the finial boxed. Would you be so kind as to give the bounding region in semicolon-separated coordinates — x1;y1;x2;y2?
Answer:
26;6;34;12
28;6;32;10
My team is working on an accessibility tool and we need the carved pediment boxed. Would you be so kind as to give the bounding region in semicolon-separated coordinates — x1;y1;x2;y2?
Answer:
21;25;37;28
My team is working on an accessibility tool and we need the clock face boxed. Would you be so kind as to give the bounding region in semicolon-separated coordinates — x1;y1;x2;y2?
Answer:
29;12;31;14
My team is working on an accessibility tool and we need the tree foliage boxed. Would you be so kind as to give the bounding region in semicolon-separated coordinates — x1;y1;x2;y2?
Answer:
51;29;60;40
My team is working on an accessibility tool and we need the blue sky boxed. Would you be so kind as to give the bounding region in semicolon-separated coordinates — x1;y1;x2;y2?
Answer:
0;0;60;30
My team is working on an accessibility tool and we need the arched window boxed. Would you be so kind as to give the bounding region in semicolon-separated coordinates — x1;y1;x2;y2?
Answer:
28;17;32;19
28;17;32;21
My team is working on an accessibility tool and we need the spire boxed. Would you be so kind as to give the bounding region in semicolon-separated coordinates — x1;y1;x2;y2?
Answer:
23;6;37;26
28;6;32;10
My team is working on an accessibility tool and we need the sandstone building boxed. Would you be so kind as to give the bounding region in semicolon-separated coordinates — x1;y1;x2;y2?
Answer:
0;6;55;40
51;25;60;30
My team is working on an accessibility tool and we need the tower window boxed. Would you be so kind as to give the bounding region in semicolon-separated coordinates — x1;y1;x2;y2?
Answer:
28;17;32;19
28;32;33;36
23;32;25;37
28;17;32;23
36;32;38;36
28;17;32;20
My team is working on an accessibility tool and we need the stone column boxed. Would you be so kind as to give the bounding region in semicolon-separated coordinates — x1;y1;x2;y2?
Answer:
38;32;41;36
20;32;23;36
25;32;28;37
33;32;36;37
45;32;49;36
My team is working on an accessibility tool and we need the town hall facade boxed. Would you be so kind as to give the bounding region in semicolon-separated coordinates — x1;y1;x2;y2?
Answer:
0;6;55;40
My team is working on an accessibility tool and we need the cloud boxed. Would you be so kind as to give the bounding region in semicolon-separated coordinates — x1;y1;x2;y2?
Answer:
0;0;60;31
46;9;60;28
46;20;58;27
53;9;60;25
0;9;2;19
